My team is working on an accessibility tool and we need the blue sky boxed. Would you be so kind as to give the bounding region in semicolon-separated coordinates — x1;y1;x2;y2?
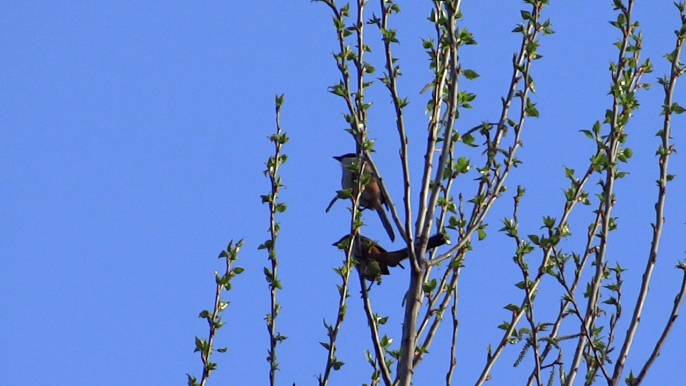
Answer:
2;1;686;385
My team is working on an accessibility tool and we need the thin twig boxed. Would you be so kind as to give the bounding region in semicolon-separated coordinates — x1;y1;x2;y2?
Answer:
359;273;393;386
188;240;244;386
263;95;288;386
446;280;460;386
471;2;550;383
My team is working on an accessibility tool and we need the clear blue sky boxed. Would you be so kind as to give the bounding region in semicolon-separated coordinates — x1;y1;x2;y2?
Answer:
2;1;685;385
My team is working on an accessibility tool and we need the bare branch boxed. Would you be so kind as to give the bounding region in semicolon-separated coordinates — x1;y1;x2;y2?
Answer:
634;264;686;384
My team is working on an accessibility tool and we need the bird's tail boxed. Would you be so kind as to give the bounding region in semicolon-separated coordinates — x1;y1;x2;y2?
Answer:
383;233;447;268
376;207;395;242
426;233;447;250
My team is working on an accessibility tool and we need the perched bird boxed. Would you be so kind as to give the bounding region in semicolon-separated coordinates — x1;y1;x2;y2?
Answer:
332;233;448;283
333;153;395;241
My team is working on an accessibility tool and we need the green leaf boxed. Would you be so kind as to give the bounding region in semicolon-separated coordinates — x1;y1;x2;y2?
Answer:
528;234;540;245
463;69;480;80
672;102;686;114
423;279;438;293
580;129;594;139
232;267;245;275
478;228;487;241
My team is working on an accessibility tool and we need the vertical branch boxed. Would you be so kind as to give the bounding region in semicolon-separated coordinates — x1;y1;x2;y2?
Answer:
187;240;245;386
466;2;552;382
318;228;358;386
504;187;543;385
445;278;460;386
375;1;420;383
611;3;686;384
316;1;400;384
261;95;290;386
633;264;686;385
416;0;463;255
321;0;407;236
391;1;473;382
414;262;462;368
525;166;600;386
563;0;652;383
431;0;551;268
359;273;393;386
320;188;367;385
320;159;369;385
378;0;412;242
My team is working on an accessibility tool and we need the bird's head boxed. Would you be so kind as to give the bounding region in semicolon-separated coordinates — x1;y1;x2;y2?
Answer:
333;153;357;164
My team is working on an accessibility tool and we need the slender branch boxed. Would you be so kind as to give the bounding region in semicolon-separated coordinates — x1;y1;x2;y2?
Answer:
414;3;466;363
446;280;460;386
374;1;422;383
188;240;245;386
316;2;396;384
565;0;651;382
511;189;543;386
377;0;413;247
262;94;289;386
469;2;551;382
414;264;462;368
417;0;462;257
319;200;365;386
432;0;548;268
634;264;686;385
359;273;393;386
525;164;603;386
556;261;612;383
611;3;686;383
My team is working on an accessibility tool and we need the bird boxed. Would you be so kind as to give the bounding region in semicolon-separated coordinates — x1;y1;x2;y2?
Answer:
332;233;448;283
333;153;395;241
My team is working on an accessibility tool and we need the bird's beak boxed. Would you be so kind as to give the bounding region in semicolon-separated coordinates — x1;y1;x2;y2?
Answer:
333;155;342;161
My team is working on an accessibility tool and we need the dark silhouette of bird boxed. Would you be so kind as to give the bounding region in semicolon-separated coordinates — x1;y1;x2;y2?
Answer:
332;233;447;284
